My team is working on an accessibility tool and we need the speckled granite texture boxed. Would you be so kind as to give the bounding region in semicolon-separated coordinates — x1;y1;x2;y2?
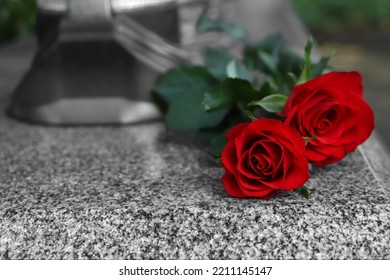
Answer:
1;38;390;260
1;104;390;259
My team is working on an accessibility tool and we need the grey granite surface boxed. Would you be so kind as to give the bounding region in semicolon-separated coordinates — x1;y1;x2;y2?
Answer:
1;39;390;260
1;106;390;260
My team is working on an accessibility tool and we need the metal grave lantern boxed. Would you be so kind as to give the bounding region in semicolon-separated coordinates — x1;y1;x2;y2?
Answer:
9;0;311;125
9;0;192;124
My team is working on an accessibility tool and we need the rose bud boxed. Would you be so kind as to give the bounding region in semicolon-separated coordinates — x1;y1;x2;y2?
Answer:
221;118;309;199
282;71;374;167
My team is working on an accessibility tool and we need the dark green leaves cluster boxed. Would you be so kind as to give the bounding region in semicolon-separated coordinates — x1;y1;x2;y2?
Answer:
0;0;36;43
153;10;332;154
196;11;249;43
154;66;228;132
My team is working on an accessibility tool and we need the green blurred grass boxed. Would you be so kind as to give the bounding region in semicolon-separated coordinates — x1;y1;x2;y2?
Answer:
0;0;390;43
0;0;36;43
293;0;390;34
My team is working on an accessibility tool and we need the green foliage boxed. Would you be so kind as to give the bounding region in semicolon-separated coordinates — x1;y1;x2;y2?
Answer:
244;34;283;74
153;10;332;155
297;37;314;84
293;0;390;33
202;47;234;80
299;186;310;199
166;86;229;131
154;66;217;103
196;11;248;43
248;94;288;114
196;107;249;156
203;78;261;112
226;60;253;83
154;30;330;132
244;34;310;93
154;65;230;131
0;0;36;43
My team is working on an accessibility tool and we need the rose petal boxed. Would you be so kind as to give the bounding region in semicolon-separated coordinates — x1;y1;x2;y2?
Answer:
237;150;264;179
237;119;290;156
221;139;239;175
323;71;363;96
221;172;246;198
305;143;347;167
282;71;373;167
225;123;250;140
249;140;283;175
305;144;330;163
281;122;307;149
282;72;363;118
281;149;310;190
261;190;279;200
221;118;310;199
236;172;276;197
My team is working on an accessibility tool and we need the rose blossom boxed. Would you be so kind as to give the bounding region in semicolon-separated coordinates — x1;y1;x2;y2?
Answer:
221;118;309;199
282;71;374;167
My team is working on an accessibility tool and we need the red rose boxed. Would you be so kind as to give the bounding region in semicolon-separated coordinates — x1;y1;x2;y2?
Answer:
282;71;374;167
221;118;309;199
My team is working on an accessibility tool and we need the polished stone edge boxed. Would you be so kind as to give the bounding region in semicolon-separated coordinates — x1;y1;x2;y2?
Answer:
360;131;390;197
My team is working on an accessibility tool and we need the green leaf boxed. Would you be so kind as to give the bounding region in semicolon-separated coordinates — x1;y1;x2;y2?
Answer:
244;110;257;121
247;94;288;113
258;81;278;96
218;22;248;43
312;55;332;77
202;47;234;80
226;60;254;83
243;48;257;70
196;11;215;33
297;37;314;84
303;135;318;145
203;78;262;112
196;106;249;155
167;87;229;132
287;72;298;84
211;133;229;156
244;34;283;72
255;33;284;53
197;131;230;158
156;65;228;132
154;65;218;103
196;139;222;158
278;50;305;76
196;11;248;42
258;51;278;75
299;186;310;199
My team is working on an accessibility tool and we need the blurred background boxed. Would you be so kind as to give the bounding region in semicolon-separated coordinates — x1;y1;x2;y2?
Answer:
0;0;389;147
293;0;390;151
295;0;390;151
0;0;35;43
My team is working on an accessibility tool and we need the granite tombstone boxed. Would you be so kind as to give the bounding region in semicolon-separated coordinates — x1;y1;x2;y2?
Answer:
0;0;389;260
